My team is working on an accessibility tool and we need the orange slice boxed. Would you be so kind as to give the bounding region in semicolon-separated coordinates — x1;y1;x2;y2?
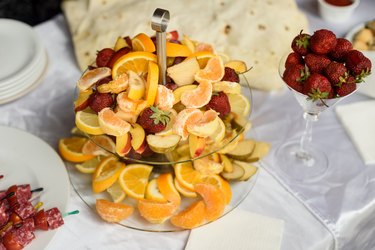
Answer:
96;199;133;223
166;42;192;57
145;61;159;106
118;164;153;200
170;200;206;229
82;135;115;156
195;56;225;82
187;51;215;68
145;179;167;202
174;178;197;198
75;109;104;135
137;199;178;224
92;156;125;193
199;174;232;204
112;51;157;78
174;161;202;191
157;173;181;205
194;183;226;222
58;137;95;163
132;33;156;53
98;108;131;136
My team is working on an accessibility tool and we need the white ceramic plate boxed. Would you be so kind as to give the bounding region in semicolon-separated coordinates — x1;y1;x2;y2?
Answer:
345;22;375;98
0;125;70;249
0;19;43;85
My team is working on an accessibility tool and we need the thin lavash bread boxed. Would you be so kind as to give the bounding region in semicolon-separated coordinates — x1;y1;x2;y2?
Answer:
61;0;308;91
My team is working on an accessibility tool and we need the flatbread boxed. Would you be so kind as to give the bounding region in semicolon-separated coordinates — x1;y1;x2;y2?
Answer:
62;0;308;90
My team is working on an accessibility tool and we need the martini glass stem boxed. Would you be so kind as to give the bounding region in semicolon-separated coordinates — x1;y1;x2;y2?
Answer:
295;112;319;164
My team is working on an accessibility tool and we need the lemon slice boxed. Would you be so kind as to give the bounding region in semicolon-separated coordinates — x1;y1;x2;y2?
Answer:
227;93;251;117
75;110;104;135
107;181;126;203
75;156;102;174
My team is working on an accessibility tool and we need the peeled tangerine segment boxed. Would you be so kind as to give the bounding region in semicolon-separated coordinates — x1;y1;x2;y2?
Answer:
98;108;131;136
77;67;111;91
96;199;133;223
181;80;212;108
194;183;226;222
170;200;206;229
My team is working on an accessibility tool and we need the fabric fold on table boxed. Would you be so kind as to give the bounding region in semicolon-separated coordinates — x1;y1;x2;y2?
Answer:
185;209;284;250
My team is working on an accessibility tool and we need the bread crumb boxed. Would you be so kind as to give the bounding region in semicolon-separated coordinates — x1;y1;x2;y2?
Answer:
258;24;266;31
224;24;231;35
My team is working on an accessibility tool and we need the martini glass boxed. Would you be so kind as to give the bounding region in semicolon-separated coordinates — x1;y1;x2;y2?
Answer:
275;54;359;181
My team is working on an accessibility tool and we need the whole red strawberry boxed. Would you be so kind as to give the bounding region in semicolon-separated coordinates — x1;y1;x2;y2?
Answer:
329;38;353;61
303;73;332;100
137;106;171;134
96;48;115;67
335;76;357;97
88;92;114;113
305;53;331;73
283;64;308;93
344;50;372;82
206;91;231;118
324;62;348;86
285;52;304;68
291;32;310;55
310;29;337;54
221;67;240;83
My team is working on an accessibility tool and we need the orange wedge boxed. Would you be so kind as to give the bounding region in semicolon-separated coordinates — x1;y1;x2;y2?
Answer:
166;42;192;57
96;199;134;223
145;61;159;106
92;156;125;193
137;199;178;224
112;51;157;78
194;183;226;222
187;51;215;68
58;137;95;163
170;200;206;229
132;33;155;53
157;173;181;205
82;135;115;156
174;161;202;191
98;108;131;136
195;56;225;83
146;179;167;202
118;164;153;200
199;175;232;204
174;178;197;198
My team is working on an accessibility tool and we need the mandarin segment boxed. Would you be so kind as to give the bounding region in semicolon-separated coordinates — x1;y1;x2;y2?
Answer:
137;199;178;224
157;173;181;205
194;56;225;82
170;200;206;229
194;183;226;222
96;199;134;223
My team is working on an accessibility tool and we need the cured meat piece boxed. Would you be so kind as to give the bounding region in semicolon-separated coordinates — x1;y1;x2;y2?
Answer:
7;185;31;207
21;218;35;232
34;209;48;230
0;201;9;227
0;191;6;200
3;225;35;249
13;202;35;220
45;208;64;229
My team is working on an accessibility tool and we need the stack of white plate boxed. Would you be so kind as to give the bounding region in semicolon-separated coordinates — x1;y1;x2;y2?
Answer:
0;19;48;104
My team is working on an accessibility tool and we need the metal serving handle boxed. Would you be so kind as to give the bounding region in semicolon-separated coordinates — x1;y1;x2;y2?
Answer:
151;8;170;85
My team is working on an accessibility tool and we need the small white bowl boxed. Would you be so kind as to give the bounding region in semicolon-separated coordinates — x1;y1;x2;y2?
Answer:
318;0;360;23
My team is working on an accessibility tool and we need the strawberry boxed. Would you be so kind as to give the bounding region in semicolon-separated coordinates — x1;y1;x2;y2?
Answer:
335;76;356;97
106;47;131;68
96;48;115;67
344;50;372;82
205;92;231;118
329;38;353;61
324;62;348;86
88;92;114;113
309;29;337;54
285;52;304;69
137;106;171;134
283;64;309;93
305;53;331;73
291;32;310;55
303;73;332;100
221;67;240;83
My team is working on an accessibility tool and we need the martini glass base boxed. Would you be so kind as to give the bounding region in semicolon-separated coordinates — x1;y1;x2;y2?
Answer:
275;140;329;181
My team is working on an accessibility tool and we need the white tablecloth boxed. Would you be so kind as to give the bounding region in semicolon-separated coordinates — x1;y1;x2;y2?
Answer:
0;0;374;249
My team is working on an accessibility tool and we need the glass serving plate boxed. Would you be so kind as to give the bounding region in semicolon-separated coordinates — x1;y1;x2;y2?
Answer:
69;74;257;232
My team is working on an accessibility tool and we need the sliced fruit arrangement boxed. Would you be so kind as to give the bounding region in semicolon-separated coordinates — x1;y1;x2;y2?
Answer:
72;31;254;159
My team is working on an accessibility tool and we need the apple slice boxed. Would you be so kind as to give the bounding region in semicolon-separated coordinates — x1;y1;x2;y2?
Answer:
233;161;258;181
173;85;198;104
167;57;200;86
74;89;93;112
219;154;233;173
226;139;256;160
130;124;146;151
246;141;270;162
114;37;129;51
146;134;181;153
187;116;219;138
220;163;245;181
115;133;132;156
224;60;247;74
189;134;206;158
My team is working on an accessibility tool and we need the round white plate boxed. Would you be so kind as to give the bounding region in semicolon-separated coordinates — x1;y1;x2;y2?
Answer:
0;125;70;250
0;19;43;85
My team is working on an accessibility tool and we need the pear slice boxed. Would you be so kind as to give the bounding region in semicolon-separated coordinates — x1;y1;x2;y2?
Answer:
220;163;245;181
226;139;256;160
233;161;258;181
